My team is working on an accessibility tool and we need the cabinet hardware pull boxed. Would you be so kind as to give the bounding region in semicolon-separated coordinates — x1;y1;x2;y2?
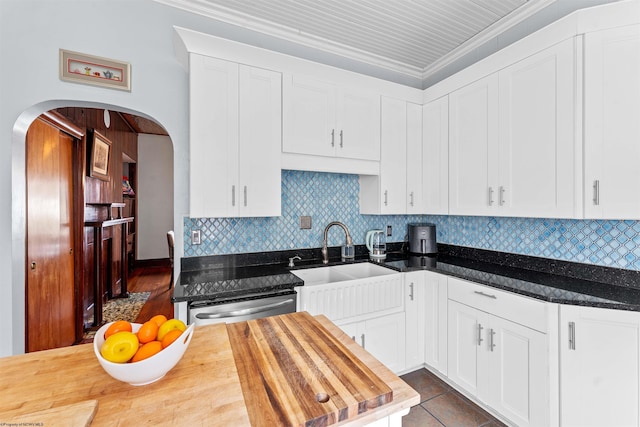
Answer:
490;328;496;351
593;180;600;206
340;130;343;148
409;191;414;207
568;321;576;350
477;324;484;346
474;290;497;299
331;129;335;147
488;187;494;205
351;336;356;341
409;282;414;301
243;186;247;207
361;333;365;348
499;186;506;206
384;190;388;206
232;185;236;207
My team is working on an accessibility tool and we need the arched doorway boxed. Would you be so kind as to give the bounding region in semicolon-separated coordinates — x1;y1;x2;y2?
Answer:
14;102;174;353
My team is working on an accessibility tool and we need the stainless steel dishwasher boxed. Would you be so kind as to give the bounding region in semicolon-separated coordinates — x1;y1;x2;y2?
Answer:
188;290;297;326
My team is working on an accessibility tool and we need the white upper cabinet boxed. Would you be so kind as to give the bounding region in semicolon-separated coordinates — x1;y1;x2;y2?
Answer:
584;24;640;219
189;54;282;218
406;102;423;214
422;96;449;215
449;74;499;216
498;38;577;218
283;74;380;161
379;96;407;214
449;38;577;218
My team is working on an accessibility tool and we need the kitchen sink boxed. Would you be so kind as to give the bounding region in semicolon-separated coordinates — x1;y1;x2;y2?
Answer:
291;262;397;286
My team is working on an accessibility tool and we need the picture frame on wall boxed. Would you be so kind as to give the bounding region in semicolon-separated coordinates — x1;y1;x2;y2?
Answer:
89;131;112;181
59;49;131;91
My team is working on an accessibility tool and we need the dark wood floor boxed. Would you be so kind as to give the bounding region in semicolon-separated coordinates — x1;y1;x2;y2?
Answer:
128;265;174;323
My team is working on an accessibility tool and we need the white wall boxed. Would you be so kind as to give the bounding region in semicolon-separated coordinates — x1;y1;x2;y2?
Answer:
138;134;174;260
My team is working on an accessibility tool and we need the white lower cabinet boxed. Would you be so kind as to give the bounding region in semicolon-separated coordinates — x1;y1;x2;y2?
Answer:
405;271;425;371
447;278;549;427
423;271;448;375
339;312;406;374
560;305;640;427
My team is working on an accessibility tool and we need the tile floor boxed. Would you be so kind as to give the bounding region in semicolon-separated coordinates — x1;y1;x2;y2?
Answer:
400;369;507;427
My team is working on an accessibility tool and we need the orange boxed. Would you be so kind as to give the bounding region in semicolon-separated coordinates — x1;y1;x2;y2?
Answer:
104;320;132;339
149;314;168;328
161;329;183;349
130;340;163;363
137;320;159;344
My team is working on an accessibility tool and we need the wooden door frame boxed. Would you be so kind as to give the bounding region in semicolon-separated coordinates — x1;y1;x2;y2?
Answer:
30;111;85;344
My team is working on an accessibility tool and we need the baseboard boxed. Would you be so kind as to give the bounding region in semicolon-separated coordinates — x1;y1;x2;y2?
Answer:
134;258;170;268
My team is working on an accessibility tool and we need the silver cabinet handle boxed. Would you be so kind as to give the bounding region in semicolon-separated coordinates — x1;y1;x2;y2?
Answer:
232;185;236;207
361;333;365;348
489;328;496;351
384;190;388;206
593;180;600;206
331;129;335;147
409;191;414;207
474;290;497;299
488;187;494;205
499;186;506;206
477;324;484;346
340;130;344;148
194;298;295;320
409;282;414;301
243;185;247;207
568;321;576;350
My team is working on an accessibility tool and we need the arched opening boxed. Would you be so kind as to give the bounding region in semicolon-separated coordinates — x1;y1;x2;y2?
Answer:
12;100;175;353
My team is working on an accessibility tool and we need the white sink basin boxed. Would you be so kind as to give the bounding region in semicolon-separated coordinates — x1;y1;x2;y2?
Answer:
292;262;396;286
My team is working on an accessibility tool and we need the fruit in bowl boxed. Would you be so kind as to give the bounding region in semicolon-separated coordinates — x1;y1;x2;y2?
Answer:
93;317;194;386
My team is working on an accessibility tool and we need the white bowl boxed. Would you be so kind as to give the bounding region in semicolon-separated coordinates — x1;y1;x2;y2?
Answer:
93;321;195;386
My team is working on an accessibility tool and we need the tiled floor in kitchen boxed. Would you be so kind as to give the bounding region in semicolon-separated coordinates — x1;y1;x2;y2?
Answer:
400;369;507;427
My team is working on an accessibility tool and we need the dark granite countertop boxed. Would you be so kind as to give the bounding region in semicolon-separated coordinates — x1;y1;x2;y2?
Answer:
173;244;640;311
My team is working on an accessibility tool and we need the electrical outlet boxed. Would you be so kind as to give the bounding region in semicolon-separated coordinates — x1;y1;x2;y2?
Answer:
191;230;201;245
300;216;312;229
386;225;392;236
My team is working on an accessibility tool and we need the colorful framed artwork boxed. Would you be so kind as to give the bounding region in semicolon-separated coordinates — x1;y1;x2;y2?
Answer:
89;131;112;181
59;49;131;91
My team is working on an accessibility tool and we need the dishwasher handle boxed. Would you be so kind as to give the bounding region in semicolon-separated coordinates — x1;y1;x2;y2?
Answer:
194;298;295;320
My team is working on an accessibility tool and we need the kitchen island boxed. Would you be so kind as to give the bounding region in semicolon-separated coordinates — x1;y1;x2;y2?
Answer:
0;313;419;426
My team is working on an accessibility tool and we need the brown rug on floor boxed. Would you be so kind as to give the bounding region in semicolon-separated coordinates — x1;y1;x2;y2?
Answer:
82;292;150;341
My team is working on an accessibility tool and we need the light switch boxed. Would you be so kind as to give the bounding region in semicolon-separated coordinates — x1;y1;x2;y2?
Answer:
191;230;201;245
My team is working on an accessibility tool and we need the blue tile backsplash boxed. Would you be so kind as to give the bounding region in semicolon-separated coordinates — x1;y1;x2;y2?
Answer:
184;170;640;271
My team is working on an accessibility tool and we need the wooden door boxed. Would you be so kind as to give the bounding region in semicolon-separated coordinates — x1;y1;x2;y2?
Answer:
26;117;76;351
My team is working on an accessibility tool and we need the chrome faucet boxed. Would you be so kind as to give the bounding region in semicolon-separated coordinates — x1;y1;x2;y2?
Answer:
322;221;353;264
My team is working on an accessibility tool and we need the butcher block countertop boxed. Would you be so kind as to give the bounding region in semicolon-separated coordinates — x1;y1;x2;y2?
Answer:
0;313;419;426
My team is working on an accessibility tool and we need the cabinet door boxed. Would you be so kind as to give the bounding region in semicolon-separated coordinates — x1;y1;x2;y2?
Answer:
283;75;335;157
364;312;406;374
422;96;449;215
488;316;547;427
447;300;489;398
584;24;640;219
379;97;407;214
238;66;282;217
406;102;423;214
449;74;499;216
337;89;380;160
560;305;640;427
499;38;577;218
405;271;425;370
189;54;238;218
424;271;448;376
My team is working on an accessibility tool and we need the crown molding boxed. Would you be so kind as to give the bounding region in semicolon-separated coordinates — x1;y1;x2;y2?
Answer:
155;0;556;82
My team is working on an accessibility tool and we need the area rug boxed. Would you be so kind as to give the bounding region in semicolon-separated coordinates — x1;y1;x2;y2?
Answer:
82;292;150;341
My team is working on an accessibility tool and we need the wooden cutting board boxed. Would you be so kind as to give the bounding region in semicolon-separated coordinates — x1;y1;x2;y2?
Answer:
4;400;98;427
227;311;393;427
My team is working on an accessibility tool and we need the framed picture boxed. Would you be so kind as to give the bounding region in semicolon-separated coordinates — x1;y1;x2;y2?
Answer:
59;49;131;91
89;131;112;181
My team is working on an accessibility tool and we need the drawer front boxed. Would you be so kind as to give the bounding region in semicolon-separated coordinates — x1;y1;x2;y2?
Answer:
448;277;547;333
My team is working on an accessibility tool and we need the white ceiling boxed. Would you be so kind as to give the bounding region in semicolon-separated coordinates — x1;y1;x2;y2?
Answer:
157;0;615;84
